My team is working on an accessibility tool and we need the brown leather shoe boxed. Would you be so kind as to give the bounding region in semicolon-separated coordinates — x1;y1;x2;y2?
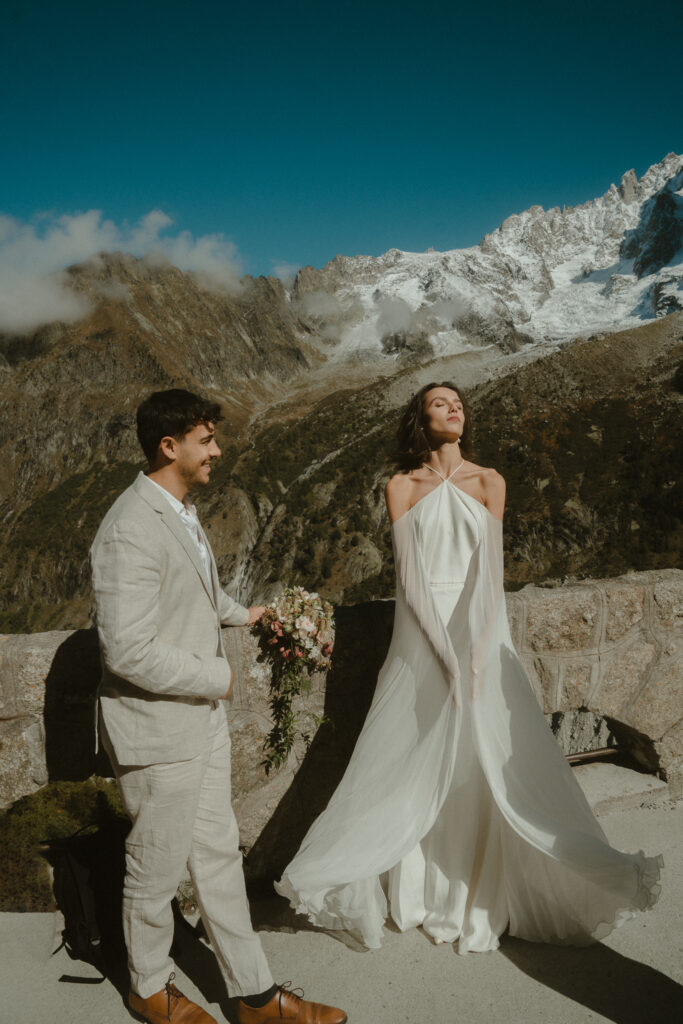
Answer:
129;972;218;1024
236;983;347;1024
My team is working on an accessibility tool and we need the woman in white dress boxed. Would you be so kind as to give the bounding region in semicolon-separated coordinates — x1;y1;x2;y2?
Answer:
275;382;663;954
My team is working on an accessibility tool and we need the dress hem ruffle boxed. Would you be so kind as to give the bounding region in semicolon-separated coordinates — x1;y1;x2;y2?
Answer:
276;848;663;953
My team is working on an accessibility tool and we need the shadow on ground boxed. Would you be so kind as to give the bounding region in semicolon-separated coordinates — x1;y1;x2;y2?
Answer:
500;935;683;1024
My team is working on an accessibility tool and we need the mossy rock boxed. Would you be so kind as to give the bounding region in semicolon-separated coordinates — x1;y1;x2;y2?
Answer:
0;778;127;912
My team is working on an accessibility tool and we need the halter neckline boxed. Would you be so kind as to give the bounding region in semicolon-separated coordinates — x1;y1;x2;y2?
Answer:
422;460;465;483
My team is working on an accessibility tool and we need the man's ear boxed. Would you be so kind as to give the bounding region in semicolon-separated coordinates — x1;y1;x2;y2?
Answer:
158;435;179;462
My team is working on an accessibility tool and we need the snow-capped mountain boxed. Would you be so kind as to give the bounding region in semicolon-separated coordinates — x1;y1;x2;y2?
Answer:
292;153;683;359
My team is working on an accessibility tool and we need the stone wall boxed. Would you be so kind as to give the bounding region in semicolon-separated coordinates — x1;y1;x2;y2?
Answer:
1;569;681;879
506;569;682;778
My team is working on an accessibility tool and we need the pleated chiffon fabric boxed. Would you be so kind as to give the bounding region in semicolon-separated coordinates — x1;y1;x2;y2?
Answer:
275;479;663;953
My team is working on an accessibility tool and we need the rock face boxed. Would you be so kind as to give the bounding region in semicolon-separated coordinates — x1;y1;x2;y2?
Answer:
1;569;680;881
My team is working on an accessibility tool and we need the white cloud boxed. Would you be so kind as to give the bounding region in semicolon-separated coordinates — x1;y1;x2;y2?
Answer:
0;209;244;334
429;297;471;326
272;261;300;285
374;294;415;337
298;289;344;319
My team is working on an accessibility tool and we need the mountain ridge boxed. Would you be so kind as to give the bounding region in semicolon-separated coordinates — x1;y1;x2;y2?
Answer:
292;153;683;360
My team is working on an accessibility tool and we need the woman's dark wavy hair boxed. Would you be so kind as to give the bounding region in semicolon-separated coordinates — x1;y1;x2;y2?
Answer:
391;381;474;471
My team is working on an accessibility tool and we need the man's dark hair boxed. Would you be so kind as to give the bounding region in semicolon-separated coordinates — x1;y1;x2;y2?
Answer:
136;389;223;463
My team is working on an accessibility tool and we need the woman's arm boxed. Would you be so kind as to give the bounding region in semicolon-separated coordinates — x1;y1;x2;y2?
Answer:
481;469;506;521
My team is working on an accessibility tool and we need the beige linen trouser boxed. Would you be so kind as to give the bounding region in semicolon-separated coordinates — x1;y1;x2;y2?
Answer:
102;703;274;999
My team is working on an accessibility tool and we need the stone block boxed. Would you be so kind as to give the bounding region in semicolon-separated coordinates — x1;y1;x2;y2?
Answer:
532;656;559;712
594;640;656;719
621;644;683;741
0;632;67;717
0;716;47;807
652;572;683;631
558;659;595;710
0;630;99;808
603;581;645;642
654;717;683;788
524;584;601;653
504;593;524;652
519;655;543;704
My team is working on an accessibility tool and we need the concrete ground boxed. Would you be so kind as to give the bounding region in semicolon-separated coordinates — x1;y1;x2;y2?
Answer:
2;767;682;1024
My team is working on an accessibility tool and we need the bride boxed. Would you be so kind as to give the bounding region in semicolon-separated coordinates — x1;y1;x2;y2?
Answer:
275;382;663;954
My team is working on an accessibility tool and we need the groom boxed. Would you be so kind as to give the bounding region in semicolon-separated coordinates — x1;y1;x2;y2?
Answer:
90;389;346;1024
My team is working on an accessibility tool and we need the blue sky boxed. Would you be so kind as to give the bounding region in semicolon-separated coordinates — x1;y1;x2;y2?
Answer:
1;0;681;278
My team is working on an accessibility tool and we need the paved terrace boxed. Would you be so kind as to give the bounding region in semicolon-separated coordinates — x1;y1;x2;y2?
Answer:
3;771;681;1024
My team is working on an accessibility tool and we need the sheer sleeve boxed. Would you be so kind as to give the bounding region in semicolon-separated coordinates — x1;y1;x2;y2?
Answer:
391;511;461;703
467;510;505;695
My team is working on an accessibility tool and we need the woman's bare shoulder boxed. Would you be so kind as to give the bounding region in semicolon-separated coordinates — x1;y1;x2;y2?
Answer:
477;464;505;485
385;471;418;522
385;471;416;492
471;464;506;519
463;460;504;481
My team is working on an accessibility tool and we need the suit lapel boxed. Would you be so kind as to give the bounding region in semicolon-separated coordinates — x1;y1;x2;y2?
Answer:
134;474;217;608
198;520;222;606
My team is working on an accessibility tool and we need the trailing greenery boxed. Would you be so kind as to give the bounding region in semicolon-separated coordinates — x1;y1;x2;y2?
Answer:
0;778;126;912
261;661;325;775
256;587;334;774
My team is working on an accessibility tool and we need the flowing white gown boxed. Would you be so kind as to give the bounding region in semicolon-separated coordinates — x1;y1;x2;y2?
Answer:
275;467;663;953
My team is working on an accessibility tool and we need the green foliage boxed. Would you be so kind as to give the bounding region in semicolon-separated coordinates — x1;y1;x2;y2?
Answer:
262;662;318;775
0;778;126;912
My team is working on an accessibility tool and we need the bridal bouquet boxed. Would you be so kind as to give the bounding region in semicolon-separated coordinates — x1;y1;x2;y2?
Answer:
258;586;335;774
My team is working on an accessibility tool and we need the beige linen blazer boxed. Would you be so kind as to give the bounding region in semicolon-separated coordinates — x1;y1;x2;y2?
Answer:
90;472;249;765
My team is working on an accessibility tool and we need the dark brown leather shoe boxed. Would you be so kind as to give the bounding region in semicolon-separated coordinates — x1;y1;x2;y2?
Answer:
235;983;347;1024
129;972;218;1024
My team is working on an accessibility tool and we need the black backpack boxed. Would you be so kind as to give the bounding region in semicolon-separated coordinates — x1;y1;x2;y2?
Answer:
43;822;127;982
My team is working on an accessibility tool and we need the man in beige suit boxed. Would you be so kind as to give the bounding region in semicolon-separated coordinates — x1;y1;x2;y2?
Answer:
91;389;345;1024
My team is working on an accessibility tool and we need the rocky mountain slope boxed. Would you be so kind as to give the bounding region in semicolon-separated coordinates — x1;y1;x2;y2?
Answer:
0;254;318;629
1;157;682;632
293;153;683;360
1;303;680;632
212;313;683;607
